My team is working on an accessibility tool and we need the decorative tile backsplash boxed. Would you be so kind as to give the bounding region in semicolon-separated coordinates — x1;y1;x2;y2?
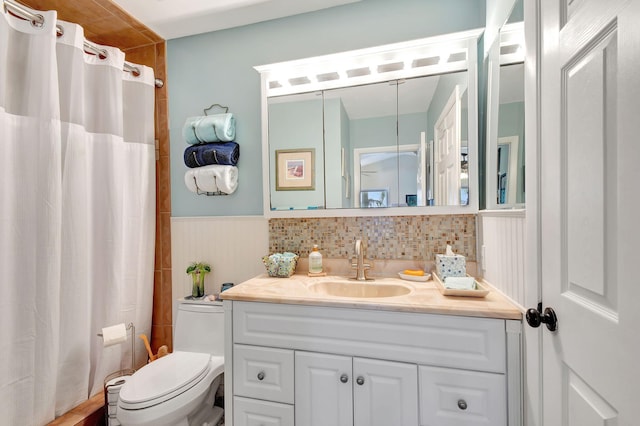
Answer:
269;215;476;261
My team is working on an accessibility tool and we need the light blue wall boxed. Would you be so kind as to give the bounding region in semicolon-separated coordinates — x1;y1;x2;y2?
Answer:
350;115;395;150
168;0;486;217
268;99;324;209
498;101;525;202
350;112;426;150
323;98;345;208
339;101;351;208
507;0;524;23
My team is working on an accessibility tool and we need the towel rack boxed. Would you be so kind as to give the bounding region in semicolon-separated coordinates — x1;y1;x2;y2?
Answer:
204;103;229;115
192;176;229;196
185;103;236;196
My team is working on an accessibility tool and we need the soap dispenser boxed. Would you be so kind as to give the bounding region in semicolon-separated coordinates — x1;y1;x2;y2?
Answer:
308;244;323;274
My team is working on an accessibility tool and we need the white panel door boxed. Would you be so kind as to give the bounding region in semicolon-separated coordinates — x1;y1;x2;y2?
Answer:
433;85;461;205
353;357;418;426
539;0;640;425
295;351;353;426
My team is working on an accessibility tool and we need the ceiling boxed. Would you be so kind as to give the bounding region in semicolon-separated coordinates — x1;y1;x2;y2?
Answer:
111;0;361;40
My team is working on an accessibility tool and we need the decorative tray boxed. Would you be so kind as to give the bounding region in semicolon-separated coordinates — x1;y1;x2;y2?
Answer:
432;273;490;298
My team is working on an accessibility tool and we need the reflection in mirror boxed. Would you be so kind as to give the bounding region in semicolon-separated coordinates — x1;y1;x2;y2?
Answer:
269;73;470;211
268;92;324;210
486;19;524;209
256;29;482;216
324;81;398;209
496;63;524;205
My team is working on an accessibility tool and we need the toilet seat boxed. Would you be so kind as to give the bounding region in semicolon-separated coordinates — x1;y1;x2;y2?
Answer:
119;351;217;410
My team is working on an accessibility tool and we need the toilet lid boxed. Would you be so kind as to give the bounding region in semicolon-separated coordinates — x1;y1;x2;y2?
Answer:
119;351;212;406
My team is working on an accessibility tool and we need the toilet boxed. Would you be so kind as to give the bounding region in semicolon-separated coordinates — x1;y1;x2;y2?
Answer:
117;299;225;426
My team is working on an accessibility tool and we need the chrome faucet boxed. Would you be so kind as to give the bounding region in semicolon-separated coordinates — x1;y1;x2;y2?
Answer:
351;239;372;281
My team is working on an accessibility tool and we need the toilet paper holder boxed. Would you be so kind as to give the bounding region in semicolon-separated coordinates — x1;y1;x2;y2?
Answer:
98;322;136;372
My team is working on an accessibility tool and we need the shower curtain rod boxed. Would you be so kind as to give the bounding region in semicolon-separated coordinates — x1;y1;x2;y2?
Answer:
3;0;165;89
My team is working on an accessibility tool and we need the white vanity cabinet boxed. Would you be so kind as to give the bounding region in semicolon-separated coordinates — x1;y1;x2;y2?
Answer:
295;352;418;426
224;300;522;426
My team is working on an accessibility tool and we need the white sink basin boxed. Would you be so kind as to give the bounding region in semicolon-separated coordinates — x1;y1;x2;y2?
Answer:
308;281;412;298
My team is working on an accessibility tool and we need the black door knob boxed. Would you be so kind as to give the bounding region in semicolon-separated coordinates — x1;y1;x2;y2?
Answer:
526;303;558;332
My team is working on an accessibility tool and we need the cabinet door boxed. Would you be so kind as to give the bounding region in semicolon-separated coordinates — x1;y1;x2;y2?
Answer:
353;358;418;426
295;351;353;426
418;365;506;426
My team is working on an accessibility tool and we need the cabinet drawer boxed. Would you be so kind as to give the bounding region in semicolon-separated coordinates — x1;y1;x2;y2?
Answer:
234;344;294;404
233;301;506;373
418;365;506;426
234;396;294;426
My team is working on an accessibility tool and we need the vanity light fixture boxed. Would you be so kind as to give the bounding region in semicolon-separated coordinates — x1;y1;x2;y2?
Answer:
498;21;525;65
499;42;525;64
377;62;404;73
500;44;520;55
448;51;467;62
256;27;483;218
288;76;311;86
346;67;371;78
317;71;340;82
256;28;482;97
412;56;440;68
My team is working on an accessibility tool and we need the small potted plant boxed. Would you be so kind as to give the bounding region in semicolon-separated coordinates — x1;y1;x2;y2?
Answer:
186;261;211;298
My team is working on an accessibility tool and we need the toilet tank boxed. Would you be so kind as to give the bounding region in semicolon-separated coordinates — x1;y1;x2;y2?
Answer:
174;300;224;356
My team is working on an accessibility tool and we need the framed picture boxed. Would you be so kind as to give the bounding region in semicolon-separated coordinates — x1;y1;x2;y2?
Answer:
275;149;315;191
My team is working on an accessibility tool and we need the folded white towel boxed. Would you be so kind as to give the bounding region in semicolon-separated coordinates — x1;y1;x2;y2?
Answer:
444;276;475;290
214;165;238;194
184;165;238;194
184;168;217;193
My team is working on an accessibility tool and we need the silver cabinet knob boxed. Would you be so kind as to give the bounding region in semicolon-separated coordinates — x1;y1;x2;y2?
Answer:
356;376;365;385
457;399;467;410
340;374;349;383
257;371;265;381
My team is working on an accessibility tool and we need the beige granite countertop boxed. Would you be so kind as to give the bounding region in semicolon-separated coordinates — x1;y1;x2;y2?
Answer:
221;272;523;320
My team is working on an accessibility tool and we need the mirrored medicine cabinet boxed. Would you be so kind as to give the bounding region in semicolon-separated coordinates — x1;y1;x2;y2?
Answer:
256;29;483;218
485;0;525;209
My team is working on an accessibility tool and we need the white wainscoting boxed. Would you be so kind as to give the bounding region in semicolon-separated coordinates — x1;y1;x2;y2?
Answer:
478;210;526;308
171;216;269;310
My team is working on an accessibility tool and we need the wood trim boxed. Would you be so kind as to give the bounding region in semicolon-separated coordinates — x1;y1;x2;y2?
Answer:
46;393;105;426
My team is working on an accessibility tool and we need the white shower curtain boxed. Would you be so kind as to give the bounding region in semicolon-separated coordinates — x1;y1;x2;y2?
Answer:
0;5;155;425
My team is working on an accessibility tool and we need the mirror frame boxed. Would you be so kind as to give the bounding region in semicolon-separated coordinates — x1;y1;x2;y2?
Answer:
255;28;483;218
485;21;525;210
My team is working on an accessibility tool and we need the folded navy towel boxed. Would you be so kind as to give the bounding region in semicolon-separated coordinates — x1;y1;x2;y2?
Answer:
184;142;240;168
